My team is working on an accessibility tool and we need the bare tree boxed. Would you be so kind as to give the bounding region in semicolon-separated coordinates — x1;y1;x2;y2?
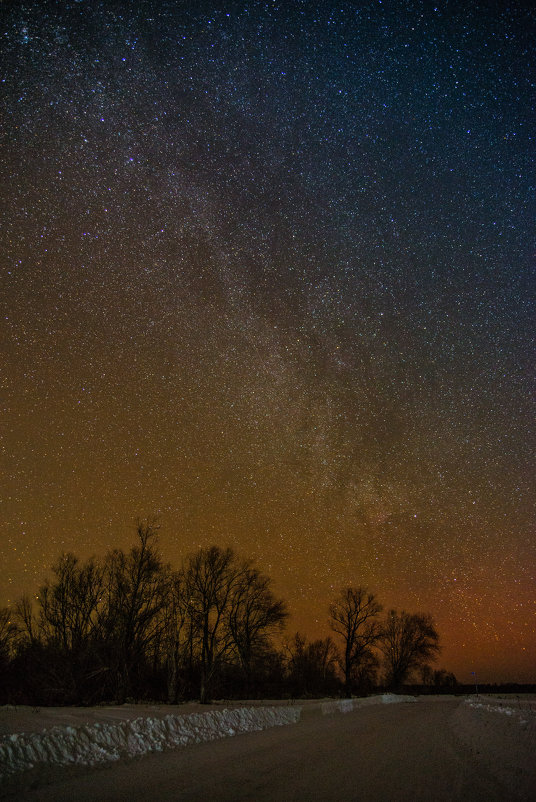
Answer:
13;594;37;646
0;607;17;703
379;610;440;691
227;564;288;696
420;664;433;687
0;607;16;663
23;553;106;702
160;569;189;703
183;546;240;703
285;633;340;697
0;607;13;644
432;668;457;690
38;553;104;653
102;521;167;701
329;587;383;697
352;647;380;695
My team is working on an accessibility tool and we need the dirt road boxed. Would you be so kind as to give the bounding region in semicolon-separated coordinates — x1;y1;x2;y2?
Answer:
10;699;535;801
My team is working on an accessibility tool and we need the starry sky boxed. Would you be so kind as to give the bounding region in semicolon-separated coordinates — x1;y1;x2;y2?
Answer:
1;1;534;684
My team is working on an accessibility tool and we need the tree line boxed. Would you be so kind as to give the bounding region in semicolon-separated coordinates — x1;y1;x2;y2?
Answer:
0;522;455;705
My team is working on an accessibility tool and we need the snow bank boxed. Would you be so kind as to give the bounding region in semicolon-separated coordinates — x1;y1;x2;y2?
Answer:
0;706;300;780
320;693;416;716
0;694;423;781
465;698;536;720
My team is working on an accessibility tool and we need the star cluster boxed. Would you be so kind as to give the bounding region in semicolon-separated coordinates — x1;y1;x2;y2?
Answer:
1;1;534;682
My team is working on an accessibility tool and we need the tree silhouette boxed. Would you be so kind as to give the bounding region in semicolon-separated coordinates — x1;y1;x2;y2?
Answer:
160;569;190;703
101;521;167;702
379;609;440;690
0;607;17;703
28;552;105;703
182;545;239;703
285;633;339;697
3;521;453;705
329;587;382;697
227;563;288;697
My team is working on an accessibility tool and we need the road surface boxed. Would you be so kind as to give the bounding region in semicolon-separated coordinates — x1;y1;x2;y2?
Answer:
8;699;534;801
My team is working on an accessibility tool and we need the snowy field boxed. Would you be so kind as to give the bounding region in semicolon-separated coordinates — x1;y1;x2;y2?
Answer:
1;695;535;800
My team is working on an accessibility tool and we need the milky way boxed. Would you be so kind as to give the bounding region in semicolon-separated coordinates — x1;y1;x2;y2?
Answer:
1;1;534;682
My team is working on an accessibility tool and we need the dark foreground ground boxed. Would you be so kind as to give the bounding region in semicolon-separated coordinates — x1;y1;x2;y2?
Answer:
5;698;535;801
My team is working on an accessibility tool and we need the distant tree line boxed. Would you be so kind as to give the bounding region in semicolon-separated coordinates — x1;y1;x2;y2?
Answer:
0;522;455;705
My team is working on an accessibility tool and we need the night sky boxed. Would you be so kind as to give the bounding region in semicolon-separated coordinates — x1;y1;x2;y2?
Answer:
2;1;534;684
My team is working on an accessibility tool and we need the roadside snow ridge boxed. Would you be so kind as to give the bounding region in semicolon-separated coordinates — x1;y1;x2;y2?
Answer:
0;706;300;779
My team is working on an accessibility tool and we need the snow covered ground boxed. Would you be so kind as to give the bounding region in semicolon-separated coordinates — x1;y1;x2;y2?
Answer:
465;696;536;716
1;695;535;801
0;694;410;782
